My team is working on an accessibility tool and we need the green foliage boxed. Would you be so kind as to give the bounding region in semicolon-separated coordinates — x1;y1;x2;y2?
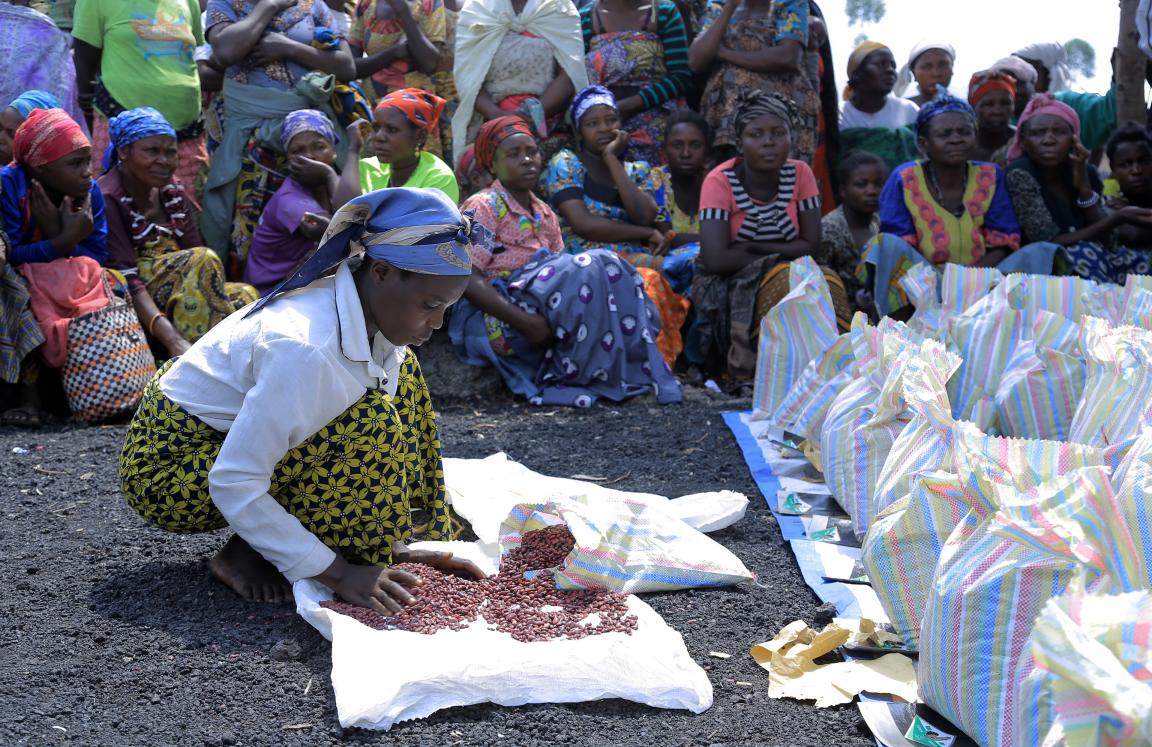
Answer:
846;0;885;26
1065;38;1096;80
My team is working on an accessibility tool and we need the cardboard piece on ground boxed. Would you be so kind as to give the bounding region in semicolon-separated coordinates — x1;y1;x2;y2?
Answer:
750;619;918;707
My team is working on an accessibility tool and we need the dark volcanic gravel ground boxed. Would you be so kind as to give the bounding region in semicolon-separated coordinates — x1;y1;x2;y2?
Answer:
0;375;875;746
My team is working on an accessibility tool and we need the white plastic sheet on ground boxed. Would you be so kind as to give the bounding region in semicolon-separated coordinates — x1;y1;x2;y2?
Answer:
444;452;748;542
294;541;714;730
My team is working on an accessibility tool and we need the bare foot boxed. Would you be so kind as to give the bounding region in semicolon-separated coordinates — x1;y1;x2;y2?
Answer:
208;535;293;604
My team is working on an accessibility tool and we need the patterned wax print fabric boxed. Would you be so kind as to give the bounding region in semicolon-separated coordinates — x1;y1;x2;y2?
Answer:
119;356;452;566
349;0;445;93
838;126;919;172
697;0;816;159
71;0;203;130
580;0;690;166
0;4;87;129
0;260;46;385
880;160;1021;267
448;247;683;406
459;181;564;280
820;205;876;309
206;0;336;91
657;165;700;235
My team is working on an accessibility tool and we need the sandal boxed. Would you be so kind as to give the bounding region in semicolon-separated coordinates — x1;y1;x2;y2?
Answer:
1;407;43;429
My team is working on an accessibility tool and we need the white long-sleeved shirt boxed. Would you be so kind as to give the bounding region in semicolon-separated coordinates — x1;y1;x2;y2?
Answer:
840;95;920;130
160;262;407;582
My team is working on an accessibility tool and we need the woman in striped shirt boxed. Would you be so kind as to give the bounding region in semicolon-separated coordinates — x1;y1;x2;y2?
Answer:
692;90;824;385
579;0;691;166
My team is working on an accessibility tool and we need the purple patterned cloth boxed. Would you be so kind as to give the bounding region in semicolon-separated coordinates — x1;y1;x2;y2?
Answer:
0;4;88;135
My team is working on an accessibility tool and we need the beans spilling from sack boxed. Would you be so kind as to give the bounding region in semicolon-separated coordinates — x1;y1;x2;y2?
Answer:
322;526;638;641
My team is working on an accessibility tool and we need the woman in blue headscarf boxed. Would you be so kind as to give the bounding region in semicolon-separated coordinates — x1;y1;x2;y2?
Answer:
119;188;485;607
0;90;66;166
860;95;1061;318
99;107;259;358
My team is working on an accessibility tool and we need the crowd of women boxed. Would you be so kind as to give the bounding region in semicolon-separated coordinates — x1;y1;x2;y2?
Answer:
1;0;1151;428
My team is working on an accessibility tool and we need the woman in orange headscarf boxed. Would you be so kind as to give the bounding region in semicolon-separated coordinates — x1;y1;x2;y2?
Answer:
967;70;1016;164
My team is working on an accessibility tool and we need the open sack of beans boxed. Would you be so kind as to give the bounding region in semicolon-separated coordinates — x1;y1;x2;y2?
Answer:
917;463;1144;747
1015;584;1152;746
295;537;714;730
498;495;754;593
750;257;839;420
444;452;748;543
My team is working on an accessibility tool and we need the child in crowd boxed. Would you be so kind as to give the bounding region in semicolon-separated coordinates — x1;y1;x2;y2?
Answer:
820;151;886;315
658;110;710;293
1104;123;1152;250
245;110;340;296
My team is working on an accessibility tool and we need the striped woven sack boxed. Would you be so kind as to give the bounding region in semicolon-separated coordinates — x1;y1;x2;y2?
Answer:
1016;586;1152;746
1109;427;1152;588
767;330;854;442
1068;317;1152;451
994;310;1085;441
750;257;838;420
819;317;923;535
1119;274;1152;327
918;458;1125;747
498;497;753;594
61;278;156;423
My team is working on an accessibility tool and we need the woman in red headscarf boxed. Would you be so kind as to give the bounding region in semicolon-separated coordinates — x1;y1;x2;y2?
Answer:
1005;93;1152;283
967;70;1016;164
335;88;459;205
0;108;111;427
450;115;683;407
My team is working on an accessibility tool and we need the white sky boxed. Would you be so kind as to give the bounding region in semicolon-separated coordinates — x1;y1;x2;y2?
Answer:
821;0;1123;95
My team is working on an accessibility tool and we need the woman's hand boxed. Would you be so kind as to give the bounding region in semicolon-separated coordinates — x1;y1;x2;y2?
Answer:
1115;205;1152;227
30;181;62;239
604;129;630;160
1069;138;1094;198
58;195;94;245
392;541;488;580
299;211;331;241
518;313;554;348
346;119;370;154
288;155;337;187
250;31;297;66
164;335;193;358
646;228;671;256
317;558;426;614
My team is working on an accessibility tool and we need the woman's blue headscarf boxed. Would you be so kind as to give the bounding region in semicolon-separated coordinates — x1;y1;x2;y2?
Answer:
103;107;177;173
7;90;64;119
570;85;617;127
281;109;338;152
247;188;486;315
915;95;977;139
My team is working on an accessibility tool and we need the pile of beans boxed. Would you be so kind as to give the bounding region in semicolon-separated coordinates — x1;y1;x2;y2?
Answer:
321;526;637;642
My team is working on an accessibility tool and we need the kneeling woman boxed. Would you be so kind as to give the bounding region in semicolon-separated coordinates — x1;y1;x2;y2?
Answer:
100;107;258;358
120;189;484;607
453;116;681;407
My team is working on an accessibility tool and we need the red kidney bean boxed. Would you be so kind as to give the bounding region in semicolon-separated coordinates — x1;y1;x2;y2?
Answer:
321;527;637;642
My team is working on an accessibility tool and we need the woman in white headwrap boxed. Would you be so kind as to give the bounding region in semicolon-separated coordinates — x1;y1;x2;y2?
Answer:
451;0;589;165
1012;42;1073;93
992;55;1038;118
894;39;955;106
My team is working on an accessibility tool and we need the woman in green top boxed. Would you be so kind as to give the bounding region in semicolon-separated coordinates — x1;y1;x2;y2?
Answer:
335;88;459;206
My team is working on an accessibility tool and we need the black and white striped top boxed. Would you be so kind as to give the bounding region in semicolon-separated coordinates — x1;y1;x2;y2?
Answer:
699;160;821;243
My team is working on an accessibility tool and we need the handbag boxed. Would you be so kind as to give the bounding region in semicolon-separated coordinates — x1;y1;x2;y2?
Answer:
61;277;157;423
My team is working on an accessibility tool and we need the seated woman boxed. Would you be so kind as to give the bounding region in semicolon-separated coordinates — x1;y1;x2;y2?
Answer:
0;108;109;427
1105;124;1152;249
659;110;710;253
693;90;838;384
1005;94;1152;284
100;108;257;358
452;0;587;165
336;89;459;205
579;0;691;166
544;86;688;365
895;40;954;107
967;70;1016;164
862;96;1059;318
838;41;919;170
820;151;885;315
452;116;681;406
245;111;340;296
1;90;66;166
119;188;486;606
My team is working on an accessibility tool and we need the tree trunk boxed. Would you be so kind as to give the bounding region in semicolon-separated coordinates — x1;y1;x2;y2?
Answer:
1117;0;1147;125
